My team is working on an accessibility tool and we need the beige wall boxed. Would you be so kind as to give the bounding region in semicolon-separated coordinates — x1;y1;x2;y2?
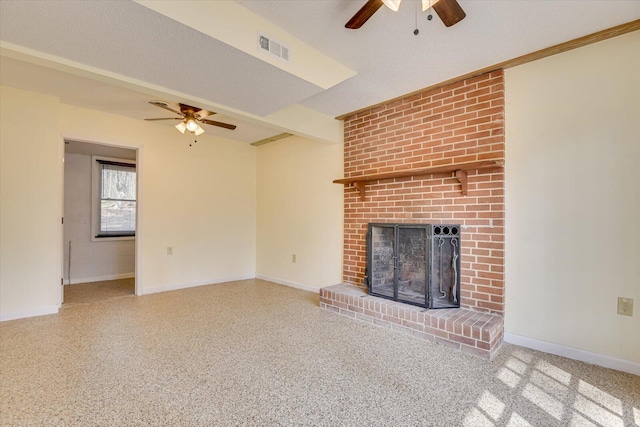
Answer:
1;86;63;320
1;83;344;320
60;103;257;294
1;86;257;320
256;135;343;290
505;31;640;364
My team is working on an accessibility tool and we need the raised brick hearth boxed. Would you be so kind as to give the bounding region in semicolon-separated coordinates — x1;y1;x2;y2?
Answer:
321;284;503;359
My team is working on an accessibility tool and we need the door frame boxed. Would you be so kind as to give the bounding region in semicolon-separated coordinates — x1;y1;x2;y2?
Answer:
60;135;143;304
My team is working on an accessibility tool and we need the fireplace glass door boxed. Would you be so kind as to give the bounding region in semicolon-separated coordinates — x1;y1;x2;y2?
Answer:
397;226;428;305
369;225;396;300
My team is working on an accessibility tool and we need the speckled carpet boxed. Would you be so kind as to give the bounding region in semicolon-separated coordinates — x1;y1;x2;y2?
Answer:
63;278;135;305
1;279;638;426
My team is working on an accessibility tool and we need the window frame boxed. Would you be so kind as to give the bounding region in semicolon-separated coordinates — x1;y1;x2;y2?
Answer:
91;155;137;241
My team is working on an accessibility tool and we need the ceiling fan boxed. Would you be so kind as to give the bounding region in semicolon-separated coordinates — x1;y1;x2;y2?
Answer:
145;101;236;136
346;0;465;29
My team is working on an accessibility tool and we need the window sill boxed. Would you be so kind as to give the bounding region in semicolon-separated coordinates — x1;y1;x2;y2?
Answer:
91;235;136;242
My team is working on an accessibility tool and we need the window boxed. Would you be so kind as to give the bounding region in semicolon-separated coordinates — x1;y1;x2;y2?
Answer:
94;158;136;238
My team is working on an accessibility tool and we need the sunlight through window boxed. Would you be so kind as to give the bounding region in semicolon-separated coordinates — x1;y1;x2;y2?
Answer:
478;391;506;421
571;412;598;426
530;370;569;400
506;357;528;375
522;383;564;420
497;367;521;388
573;395;623;427
506;412;533;427
489;349;635;427
535;360;571;386
463;407;495;427
512;349;534;363
577;380;622;415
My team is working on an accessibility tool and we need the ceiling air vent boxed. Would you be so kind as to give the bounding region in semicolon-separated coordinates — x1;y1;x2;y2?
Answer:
258;33;290;62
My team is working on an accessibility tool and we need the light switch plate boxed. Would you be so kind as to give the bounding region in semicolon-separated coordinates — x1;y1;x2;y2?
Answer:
617;297;633;316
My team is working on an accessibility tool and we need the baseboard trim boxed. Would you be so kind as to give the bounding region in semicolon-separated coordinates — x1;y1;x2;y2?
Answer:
142;275;256;295
256;276;320;293
0;305;59;322
504;332;640;376
68;272;135;285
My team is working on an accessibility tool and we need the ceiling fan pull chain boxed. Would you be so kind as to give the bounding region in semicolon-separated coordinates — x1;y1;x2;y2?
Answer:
414;0;419;35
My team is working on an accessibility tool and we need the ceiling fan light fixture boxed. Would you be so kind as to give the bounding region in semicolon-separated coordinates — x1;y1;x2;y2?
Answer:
185;117;198;132
175;121;187;134
195;125;205;136
422;0;440;12
382;0;401;12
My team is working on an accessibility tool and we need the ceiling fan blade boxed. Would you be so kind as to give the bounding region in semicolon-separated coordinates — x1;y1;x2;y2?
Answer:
432;0;466;27
200;118;237;130
149;101;183;116
345;0;384;29
144;117;182;121
195;110;216;120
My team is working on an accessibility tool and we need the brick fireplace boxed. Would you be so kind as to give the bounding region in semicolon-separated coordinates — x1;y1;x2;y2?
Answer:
321;70;505;358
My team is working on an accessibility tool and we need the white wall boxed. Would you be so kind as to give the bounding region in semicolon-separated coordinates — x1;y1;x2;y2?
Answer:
256;135;343;291
505;31;640;366
60;103;257;295
63;152;135;284
0;86;62;320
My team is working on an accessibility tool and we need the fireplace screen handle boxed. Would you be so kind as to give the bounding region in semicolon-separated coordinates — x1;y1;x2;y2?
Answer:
438;238;446;299
451;238;459;303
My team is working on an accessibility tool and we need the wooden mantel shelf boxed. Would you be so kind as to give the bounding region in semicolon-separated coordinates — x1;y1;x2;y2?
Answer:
333;160;504;200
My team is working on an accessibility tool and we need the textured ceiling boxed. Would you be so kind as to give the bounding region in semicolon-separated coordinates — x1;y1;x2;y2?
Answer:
0;56;283;144
237;0;640;116
0;0;323;117
1;0;638;144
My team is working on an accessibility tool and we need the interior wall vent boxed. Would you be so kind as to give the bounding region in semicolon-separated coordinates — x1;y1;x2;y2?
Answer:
258;33;290;62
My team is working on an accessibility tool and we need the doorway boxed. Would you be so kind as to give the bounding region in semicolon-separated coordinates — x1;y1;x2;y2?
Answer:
63;140;138;305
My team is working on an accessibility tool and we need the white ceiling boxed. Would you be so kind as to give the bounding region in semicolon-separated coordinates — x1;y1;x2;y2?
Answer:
1;0;639;144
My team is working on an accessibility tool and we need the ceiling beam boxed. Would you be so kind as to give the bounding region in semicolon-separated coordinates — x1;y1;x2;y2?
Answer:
135;0;356;90
251;133;293;147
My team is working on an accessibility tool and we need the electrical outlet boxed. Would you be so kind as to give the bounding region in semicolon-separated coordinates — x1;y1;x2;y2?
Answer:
292;254;296;263
617;297;633;316
167;247;173;256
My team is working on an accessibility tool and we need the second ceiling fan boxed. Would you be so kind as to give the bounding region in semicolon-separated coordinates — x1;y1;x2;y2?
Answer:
346;0;466;29
145;101;236;136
